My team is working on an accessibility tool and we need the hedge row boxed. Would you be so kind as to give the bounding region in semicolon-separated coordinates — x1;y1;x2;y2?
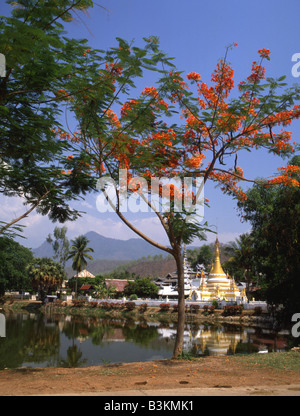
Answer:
53;300;252;317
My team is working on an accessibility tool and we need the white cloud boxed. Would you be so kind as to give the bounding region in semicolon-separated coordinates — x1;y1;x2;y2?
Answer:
0;195;26;221
80;200;94;210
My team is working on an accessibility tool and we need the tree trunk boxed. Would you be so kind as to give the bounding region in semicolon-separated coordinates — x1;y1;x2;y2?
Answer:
75;274;78;299
172;249;185;359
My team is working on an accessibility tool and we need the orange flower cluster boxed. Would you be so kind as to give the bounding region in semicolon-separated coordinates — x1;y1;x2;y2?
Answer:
186;72;201;82
140;87;169;111
56;88;73;101
185;153;206;169
266;176;299;187
258;48;270;59
157;99;169;110
247;61;265;84
115;152;130;170
105;62;123;77
120;100;137;117
265;105;300;127
279;165;300;174
142;87;159;98
106;109;121;128
53;128;72;141
211;60;235;99
216;112;245;133
159;183;183;202
197;81;227;113
150;130;176;148
268;165;300;186
209;169;247;201
183;109;205;131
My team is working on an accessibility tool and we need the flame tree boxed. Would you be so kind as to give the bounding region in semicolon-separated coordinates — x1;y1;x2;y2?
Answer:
60;40;300;357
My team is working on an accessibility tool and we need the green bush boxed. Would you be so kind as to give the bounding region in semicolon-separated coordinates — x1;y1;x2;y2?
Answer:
159;303;170;312
222;304;243;316
212;300;219;309
172;304;188;313
72;300;86;308
139;303;148;312
89;301;98;308
190;304;200;313
124;301;136;311
202;304;215;315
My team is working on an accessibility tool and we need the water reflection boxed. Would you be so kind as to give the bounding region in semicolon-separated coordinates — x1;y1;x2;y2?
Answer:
0;313;292;369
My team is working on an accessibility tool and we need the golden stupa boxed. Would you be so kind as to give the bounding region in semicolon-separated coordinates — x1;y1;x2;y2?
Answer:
192;238;243;302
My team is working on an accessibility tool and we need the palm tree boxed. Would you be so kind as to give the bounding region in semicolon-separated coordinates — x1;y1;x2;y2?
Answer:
67;235;94;298
28;257;66;303
224;233;255;299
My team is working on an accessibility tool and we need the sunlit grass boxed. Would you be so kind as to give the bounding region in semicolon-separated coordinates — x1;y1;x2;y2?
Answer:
232;351;300;371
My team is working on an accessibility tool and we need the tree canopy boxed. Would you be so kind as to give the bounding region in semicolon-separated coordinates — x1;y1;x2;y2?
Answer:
27;257;66;302
123;277;159;299
52;41;300;357
47;226;70;268
237;156;300;318
0;237;33;294
0;0;96;236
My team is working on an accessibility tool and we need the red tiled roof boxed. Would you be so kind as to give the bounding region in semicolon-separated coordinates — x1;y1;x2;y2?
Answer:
80;284;93;290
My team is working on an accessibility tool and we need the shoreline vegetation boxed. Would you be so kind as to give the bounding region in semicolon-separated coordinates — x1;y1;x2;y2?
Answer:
1;299;276;327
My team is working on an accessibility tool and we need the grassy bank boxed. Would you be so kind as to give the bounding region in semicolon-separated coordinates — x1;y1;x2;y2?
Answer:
232;351;300;372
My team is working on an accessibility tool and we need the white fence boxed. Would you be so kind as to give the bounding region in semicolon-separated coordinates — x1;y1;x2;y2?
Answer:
76;296;268;310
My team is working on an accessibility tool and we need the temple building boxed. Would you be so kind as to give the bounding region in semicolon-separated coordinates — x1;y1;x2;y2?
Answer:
157;237;247;302
190;238;245;301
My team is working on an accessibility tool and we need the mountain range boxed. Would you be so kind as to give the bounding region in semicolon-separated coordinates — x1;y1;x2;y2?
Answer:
33;231;171;277
32;231;230;279
33;231;167;261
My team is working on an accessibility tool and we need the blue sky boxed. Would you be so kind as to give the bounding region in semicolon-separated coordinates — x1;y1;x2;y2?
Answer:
1;0;300;250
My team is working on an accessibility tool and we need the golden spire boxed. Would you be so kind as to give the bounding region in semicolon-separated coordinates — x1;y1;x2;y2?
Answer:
210;237;226;275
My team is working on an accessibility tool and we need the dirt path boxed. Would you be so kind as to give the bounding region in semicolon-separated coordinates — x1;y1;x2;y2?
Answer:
1;355;300;396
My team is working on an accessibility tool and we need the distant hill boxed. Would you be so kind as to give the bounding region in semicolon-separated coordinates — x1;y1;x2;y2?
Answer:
33;231;231;280
83;231;167;260
65;256;176;279
106;256;176;279
33;231;168;261
33;231;173;278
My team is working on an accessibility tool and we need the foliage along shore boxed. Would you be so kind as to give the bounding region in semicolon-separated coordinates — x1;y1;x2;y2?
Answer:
1;299;276;328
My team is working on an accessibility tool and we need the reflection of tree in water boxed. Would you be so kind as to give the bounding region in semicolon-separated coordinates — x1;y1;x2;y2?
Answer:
24;315;60;364
0;314;60;369
60;318;85;339
2;314;292;368
58;318;87;368
59;316;114;345
59;344;87;368
122;324;159;346
90;324;114;345
61;317;160;347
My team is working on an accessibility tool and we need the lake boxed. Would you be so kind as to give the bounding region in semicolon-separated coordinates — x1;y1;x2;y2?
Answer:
0;312;292;369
